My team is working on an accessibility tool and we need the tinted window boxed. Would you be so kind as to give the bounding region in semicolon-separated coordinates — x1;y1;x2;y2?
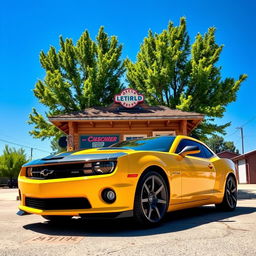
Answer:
175;139;205;158
109;136;175;152
201;145;214;158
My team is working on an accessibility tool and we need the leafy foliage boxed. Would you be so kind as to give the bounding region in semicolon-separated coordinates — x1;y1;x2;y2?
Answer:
29;19;247;143
29;27;125;140
205;135;239;154
0;145;27;179
125;17;247;139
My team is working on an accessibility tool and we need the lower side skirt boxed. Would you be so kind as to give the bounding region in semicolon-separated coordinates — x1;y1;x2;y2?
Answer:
79;210;133;219
17;209;133;219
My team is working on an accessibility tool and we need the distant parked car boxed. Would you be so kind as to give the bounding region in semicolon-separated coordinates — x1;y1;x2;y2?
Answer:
8;179;18;188
17;135;237;226
0;177;8;187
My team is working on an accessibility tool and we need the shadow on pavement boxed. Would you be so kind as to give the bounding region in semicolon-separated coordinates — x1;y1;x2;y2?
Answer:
23;205;256;237
238;190;256;199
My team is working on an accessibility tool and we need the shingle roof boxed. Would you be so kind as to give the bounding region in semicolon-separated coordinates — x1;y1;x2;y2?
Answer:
49;103;204;121
232;149;256;161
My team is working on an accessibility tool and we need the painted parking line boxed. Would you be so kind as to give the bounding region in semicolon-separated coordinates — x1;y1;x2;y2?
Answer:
24;235;84;244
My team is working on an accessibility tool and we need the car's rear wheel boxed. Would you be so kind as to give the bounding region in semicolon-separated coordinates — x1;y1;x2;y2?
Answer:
42;215;72;222
215;175;237;211
134;171;169;226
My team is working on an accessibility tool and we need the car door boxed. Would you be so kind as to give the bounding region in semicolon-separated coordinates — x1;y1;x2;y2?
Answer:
175;139;216;203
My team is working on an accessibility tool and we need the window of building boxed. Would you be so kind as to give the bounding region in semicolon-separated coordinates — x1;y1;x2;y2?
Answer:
124;134;147;141
152;131;176;137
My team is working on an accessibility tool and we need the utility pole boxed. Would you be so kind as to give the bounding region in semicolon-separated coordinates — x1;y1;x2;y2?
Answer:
236;127;244;154
30;148;33;160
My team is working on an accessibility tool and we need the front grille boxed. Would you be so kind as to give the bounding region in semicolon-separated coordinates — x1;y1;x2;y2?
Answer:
28;163;85;179
25;197;91;210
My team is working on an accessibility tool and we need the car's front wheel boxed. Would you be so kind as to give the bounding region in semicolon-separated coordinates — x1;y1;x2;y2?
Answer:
216;175;237;211
134;171;169;226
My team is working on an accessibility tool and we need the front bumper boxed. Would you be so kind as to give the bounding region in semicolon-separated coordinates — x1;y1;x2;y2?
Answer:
18;167;137;217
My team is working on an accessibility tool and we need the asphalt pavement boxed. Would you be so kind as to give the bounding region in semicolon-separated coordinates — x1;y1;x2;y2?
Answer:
0;187;256;256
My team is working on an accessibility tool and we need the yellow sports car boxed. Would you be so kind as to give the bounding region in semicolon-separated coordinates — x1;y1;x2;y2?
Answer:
17;135;237;226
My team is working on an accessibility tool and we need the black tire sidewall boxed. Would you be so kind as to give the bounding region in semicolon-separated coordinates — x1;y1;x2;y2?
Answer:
216;175;237;211
133;171;169;226
224;175;237;210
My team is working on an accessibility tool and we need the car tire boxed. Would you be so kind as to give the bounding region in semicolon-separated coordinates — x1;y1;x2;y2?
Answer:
215;175;237;211
42;215;72;222
133;171;169;226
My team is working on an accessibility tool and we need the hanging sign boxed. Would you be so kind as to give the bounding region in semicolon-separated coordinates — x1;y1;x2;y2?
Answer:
114;88;144;108
80;135;120;149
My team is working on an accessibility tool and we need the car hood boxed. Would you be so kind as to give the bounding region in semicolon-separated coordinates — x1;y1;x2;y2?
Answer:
23;148;132;167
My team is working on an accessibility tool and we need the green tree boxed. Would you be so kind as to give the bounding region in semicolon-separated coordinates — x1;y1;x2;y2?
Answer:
205;135;239;154
0;145;27;181
29;27;125;141
125;17;247;139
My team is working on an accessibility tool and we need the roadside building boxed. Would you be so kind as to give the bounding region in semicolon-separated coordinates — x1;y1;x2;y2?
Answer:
232;150;256;184
49;88;204;151
217;151;240;159
217;151;240;182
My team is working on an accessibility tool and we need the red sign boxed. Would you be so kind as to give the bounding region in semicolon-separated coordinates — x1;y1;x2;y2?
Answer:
80;135;119;148
114;88;144;108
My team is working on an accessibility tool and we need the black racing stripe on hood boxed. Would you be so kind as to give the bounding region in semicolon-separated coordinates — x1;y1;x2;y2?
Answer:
23;152;127;167
41;150;81;160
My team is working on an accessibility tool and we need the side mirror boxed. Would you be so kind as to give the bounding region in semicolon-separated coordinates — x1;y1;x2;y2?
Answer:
178;145;200;157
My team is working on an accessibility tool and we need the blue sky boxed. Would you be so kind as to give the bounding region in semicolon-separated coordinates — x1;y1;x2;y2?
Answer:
0;0;255;159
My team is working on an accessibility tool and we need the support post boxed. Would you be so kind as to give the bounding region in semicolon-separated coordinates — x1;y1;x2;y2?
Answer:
67;122;75;151
180;120;187;135
30;148;33;160
236;127;245;154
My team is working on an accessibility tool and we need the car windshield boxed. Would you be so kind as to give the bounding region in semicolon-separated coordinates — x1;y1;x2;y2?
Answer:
109;136;175;152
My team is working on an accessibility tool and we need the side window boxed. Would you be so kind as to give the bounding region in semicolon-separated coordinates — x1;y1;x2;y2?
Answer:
175;139;206;158
175;139;189;154
201;145;214;159
188;142;205;158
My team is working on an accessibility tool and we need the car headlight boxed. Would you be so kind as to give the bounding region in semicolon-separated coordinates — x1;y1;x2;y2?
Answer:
83;161;116;175
26;167;33;177
93;161;116;174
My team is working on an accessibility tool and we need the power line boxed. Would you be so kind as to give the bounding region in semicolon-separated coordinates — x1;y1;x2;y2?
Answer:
225;129;239;138
225;115;256;138
240;116;256;127
0;129;35;148
0;138;50;154
0;129;51;154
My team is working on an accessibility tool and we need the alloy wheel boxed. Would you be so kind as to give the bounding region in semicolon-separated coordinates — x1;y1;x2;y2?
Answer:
226;176;237;209
140;175;168;223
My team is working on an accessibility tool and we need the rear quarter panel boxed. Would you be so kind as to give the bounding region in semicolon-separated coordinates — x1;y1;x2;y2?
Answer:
211;157;236;202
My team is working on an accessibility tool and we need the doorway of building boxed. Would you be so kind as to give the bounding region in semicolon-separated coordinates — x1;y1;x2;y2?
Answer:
238;159;247;183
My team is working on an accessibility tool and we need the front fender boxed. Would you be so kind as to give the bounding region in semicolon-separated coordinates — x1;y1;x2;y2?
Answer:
127;152;169;177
